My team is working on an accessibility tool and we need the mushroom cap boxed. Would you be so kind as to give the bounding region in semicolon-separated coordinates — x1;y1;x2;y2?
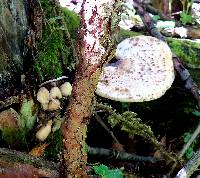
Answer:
50;87;62;99
36;120;52;141
37;87;50;104
60;82;72;97
48;99;61;111
96;36;175;102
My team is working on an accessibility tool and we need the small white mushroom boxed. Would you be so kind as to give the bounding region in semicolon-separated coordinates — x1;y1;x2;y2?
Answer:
60;82;72;97
36;120;52;141
48;99;61;111
96;36;175;102
37;87;50;104
49;86;62;99
37;87;50;110
41;103;49;111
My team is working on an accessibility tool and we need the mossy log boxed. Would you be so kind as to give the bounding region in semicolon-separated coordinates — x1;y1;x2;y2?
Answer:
167;38;200;87
0;148;59;177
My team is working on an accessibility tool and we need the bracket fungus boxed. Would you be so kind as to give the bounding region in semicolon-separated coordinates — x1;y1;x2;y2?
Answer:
96;36;175;102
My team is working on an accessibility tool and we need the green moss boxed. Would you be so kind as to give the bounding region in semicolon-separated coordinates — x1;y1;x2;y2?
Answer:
1;127;27;149
34;0;80;81
167;38;200;68
189;69;200;87
117;28;141;43
44;130;63;161
19;99;37;131
62;7;80;39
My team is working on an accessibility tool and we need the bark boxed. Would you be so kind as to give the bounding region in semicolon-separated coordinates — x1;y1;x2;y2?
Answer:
0;148;59;178
61;64;101;177
60;0;118;176
0;0;28;99
60;0;104;175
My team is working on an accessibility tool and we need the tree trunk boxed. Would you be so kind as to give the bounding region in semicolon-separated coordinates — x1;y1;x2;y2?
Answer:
0;0;28;99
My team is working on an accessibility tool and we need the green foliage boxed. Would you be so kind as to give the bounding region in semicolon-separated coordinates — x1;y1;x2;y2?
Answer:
179;0;194;25
192;110;200;117
19;99;36;131
108;111;155;140
183;132;196;159
95;103;177;162
93;164;123;178
116;29;141;43
34;0;80;81
180;12;194;25
1;128;27;148
152;15;160;21
62;7;80;39
44;130;63;161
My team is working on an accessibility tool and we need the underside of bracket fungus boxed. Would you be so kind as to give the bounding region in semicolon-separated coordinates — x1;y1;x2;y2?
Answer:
96;36;175;102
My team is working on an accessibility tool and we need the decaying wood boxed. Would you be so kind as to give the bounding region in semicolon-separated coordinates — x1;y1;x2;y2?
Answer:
0;148;59;178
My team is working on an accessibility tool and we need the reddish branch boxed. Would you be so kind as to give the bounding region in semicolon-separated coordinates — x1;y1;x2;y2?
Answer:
60;0;115;177
133;0;200;108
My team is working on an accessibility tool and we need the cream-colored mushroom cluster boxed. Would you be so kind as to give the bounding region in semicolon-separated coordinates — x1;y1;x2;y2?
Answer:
96;36;175;102
36;82;72;111
36;82;72;141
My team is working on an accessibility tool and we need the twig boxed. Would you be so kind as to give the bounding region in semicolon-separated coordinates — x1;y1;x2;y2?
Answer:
133;0;200;108
176;148;200;178
169;123;200;176
94;113;122;146
179;123;200;158
88;146;163;163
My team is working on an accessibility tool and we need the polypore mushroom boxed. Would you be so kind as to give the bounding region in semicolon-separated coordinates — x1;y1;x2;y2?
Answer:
96;36;175;102
37;87;50;110
60;82;72;97
49;86;62;99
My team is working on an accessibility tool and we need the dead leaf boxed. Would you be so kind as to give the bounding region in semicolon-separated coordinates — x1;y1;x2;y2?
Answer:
29;143;49;157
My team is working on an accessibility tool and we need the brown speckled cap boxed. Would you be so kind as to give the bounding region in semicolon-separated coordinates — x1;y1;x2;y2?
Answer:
96;36;175;102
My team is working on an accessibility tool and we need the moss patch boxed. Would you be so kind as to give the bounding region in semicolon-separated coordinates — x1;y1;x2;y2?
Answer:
44;130;63;161
167;38;200;68
34;0;80;81
117;28;141;43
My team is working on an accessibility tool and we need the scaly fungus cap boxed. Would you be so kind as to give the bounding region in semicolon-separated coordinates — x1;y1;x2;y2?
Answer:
96;36;175;102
